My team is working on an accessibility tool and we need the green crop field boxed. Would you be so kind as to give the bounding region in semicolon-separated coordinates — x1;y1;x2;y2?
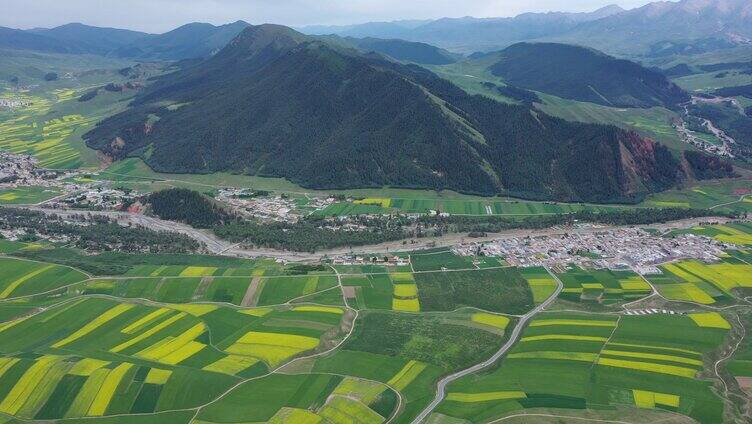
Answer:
666;221;752;246
642;179;752;214
0;186;62;205
645;256;752;305
555;265;652;305
0;243;533;423
435;312;730;423
0;238;746;423
0;257;87;299
0;84;133;170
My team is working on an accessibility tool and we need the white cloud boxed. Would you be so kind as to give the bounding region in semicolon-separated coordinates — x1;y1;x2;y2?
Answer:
2;0;666;33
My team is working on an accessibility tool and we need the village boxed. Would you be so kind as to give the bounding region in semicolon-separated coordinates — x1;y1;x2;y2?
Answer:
452;226;732;274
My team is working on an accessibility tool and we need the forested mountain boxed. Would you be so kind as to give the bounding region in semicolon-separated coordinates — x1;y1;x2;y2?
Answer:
29;23;148;55
342;37;459;65
0;26;87;54
82;24;704;203
0;21;249;60
487;43;689;108
0;24;147;55
111;21;250;60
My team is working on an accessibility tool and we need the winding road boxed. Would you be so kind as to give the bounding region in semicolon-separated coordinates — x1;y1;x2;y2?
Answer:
410;268;564;423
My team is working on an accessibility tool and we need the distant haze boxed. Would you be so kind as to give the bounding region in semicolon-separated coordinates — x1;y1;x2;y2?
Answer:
4;0;670;33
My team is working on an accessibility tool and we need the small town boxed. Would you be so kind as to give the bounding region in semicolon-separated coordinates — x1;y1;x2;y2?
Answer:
453;226;732;274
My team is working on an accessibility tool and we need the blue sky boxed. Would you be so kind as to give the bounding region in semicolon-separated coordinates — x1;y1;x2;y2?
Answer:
3;0;672;33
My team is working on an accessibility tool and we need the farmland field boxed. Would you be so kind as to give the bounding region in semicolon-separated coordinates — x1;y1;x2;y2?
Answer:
0;239;746;423
0;83;133;170
645;256;752;305
435;312;730;423
0;186;62;205
555;265;652;305
0;245;535;423
666;221;752;246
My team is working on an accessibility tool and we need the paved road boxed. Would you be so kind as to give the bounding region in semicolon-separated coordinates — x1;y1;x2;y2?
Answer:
410;268;564;424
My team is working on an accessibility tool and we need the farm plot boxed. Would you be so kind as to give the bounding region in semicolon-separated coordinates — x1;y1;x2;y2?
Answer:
314;310;507;421
388;198;622;216
255;275;339;306
0;186;61;205
646;258;752;304
84;274;338;307
212;306;346;369
0;258;87;299
341;271;397;311
197;373;396;423
668;222;752;246
518;267;559;304
314;202;392;217
437;312;729;424
413;267;534;314
0;84;136;170
410;250;475;272
0;293;347;375
0;112;97;169
727;315;752;395
391;272;419;313
0;354;234;419
555;266;652;305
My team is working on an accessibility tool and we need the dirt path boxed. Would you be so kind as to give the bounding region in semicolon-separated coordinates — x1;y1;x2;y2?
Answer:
240;277;262;307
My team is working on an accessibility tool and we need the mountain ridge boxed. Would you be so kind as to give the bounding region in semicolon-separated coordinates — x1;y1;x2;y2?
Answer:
83;24;693;203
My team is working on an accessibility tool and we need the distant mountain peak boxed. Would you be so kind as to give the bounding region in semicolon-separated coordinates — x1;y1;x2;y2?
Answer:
590;4;626;17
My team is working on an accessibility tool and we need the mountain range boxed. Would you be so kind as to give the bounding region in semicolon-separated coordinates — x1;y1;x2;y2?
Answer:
2;0;750;60
0;21;250;61
301;0;752;55
301;5;625;53
82;24;711;203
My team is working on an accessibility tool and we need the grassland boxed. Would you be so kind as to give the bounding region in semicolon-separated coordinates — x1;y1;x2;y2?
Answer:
673;71;752;93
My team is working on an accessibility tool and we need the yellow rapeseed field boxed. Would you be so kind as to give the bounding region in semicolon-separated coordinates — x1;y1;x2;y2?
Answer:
530;319;616;328
88;363;133;416
292;306;344;315
387;360;427;391
393;284;418;298
688;312;731;329
203;355;260;375
53;304;135;348
392;298;420;312
597;357;696;378
471;313;510;330
446;391;526;403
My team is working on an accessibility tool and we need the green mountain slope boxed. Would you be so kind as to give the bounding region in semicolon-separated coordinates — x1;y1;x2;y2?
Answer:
84;25;695;203
488;43;690;108
344;37;459;65
111;21;251;60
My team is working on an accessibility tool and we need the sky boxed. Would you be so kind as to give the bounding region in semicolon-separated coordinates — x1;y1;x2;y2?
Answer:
3;0;670;33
